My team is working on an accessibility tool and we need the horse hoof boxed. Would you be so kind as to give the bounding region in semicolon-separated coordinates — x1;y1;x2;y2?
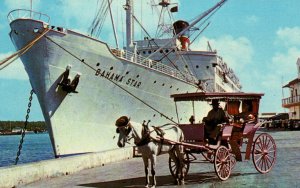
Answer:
145;184;149;188
180;180;185;185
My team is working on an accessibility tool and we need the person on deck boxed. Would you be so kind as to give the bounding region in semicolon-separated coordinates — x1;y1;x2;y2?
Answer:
202;99;229;143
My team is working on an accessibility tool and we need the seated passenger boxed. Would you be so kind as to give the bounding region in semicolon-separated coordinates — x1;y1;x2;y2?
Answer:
238;100;255;123
203;99;229;143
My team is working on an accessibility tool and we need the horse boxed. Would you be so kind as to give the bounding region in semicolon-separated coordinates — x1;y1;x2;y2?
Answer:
115;116;186;188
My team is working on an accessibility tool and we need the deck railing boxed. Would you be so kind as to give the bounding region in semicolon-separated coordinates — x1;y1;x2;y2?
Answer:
111;48;197;84
282;95;300;106
7;9;50;23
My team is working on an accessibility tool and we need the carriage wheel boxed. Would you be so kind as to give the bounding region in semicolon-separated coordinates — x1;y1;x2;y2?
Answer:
252;133;276;173
214;146;231;181
168;152;190;178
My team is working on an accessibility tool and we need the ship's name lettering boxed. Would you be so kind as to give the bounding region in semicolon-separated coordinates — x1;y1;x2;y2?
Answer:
95;68;141;88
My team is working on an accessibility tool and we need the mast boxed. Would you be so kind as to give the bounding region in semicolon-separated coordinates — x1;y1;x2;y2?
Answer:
125;0;134;48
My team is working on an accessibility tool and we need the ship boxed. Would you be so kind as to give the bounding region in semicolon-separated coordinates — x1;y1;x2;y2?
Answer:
7;0;241;157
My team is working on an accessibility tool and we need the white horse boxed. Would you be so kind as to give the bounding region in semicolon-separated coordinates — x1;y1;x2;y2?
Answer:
115;116;186;188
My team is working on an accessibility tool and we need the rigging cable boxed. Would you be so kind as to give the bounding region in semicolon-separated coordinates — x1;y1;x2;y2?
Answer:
0;28;50;70
131;15;197;84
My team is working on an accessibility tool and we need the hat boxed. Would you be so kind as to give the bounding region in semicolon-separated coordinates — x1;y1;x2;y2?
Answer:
210;99;220;106
115;116;130;127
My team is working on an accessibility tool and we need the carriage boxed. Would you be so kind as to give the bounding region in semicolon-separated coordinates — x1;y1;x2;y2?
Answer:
166;92;276;181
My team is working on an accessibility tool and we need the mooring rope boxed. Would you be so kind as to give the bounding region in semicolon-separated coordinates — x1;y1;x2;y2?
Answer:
0;28;50;70
43;34;181;125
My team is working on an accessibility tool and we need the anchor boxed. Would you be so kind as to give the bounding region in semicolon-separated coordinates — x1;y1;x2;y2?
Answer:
58;65;80;93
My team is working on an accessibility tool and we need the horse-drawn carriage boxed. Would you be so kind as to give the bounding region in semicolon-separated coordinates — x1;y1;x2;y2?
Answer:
115;92;276;187
167;92;276;180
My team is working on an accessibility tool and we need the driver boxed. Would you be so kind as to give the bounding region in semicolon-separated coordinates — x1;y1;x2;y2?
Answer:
202;99;229;143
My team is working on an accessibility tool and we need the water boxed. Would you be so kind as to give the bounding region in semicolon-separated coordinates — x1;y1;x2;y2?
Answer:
0;133;54;167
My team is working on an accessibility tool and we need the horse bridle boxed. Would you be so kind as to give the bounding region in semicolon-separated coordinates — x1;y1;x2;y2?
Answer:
116;123;134;142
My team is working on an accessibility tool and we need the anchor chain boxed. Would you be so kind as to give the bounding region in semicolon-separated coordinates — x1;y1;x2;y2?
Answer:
14;89;34;165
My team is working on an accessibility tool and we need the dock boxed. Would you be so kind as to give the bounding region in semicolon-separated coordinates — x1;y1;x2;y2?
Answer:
1;129;300;187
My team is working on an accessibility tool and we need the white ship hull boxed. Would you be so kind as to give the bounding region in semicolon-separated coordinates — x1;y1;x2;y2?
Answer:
9;19;206;157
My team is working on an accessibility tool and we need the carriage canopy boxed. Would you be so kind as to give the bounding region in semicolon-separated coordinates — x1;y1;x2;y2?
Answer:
171;92;264;102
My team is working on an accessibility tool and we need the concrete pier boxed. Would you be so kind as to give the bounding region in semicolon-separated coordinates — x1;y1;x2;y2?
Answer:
0;147;133;188
2;129;300;187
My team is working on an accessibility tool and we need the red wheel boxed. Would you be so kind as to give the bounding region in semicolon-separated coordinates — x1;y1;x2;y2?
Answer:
214;146;231;181
169;152;190;178
252;133;276;173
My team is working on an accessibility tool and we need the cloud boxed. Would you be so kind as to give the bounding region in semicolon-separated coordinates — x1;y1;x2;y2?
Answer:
245;15;259;25
194;35;254;71
276;27;300;47
0;52;28;80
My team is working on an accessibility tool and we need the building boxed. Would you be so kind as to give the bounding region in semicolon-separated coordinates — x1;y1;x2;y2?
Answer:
282;58;300;119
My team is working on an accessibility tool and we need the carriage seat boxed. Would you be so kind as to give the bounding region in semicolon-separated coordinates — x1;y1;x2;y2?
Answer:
178;123;205;144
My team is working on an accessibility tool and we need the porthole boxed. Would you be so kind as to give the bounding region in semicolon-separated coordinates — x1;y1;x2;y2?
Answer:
170;86;173;88
196;65;199;68
143;51;146;54
185;65;188;68
110;67;113;70
126;71;130;75
162;83;165;86
136;75;140;78
148;50;151;54
206;66;209;69
176;88;179;91
165;49;169;53
154;80;157;83
96;63;100;66
153;114;156;117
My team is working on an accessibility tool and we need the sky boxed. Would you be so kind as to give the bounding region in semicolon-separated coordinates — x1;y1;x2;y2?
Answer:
0;0;299;121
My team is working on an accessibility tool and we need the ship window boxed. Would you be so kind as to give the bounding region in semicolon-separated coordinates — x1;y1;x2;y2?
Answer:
33;28;39;33
126;71;130;75
153;114;156;117
148;50;151;54
185;65;188;68
176;88;179;91
96;63;100;66
206;66;209;69
162;83;165;86
110;67;113;70
136;75;140;78
170;86;173;88
160;50;163;53
196;65;199;68
143;51;146;54
165;49;169;53
14;30;18;35
154;80;157;83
